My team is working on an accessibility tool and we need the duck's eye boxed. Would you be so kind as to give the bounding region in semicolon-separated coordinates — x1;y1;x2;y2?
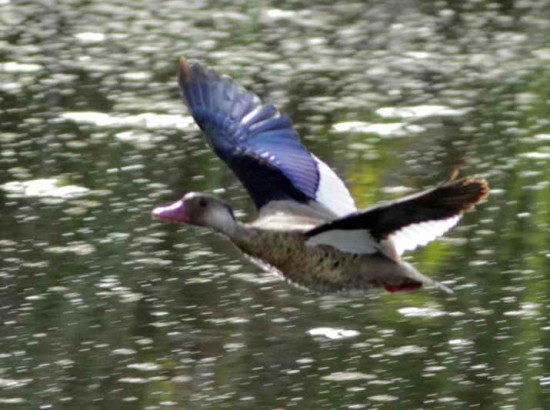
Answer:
198;198;208;208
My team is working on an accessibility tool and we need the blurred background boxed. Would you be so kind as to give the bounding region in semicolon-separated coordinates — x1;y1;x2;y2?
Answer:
1;0;549;408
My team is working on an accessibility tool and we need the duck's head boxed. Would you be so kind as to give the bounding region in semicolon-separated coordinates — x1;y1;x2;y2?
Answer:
152;192;236;232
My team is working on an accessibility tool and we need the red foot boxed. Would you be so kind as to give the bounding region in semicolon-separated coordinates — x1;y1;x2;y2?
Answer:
384;283;422;293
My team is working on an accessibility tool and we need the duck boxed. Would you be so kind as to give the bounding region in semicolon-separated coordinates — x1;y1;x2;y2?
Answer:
152;58;489;294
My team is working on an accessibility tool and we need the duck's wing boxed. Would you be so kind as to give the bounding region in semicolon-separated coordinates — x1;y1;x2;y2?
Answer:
305;177;489;259
177;58;356;218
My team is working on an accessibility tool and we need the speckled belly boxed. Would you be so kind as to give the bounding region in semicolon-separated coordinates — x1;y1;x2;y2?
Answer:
234;230;387;293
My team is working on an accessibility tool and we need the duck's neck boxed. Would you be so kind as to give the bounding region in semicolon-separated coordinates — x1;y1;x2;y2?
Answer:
208;213;251;242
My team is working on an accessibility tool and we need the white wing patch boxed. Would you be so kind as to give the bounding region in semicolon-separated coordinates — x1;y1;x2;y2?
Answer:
306;229;379;254
312;155;357;217
390;215;461;256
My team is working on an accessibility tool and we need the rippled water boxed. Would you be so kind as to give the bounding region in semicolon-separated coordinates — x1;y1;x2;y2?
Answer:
1;0;550;408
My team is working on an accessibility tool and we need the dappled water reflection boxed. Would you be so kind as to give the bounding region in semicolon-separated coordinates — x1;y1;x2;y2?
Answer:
1;0;550;408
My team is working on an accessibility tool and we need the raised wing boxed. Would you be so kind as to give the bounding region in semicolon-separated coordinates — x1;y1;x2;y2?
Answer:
306;177;489;257
177;58;356;218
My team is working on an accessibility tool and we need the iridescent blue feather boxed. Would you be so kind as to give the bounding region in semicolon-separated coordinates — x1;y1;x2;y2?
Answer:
178;58;356;216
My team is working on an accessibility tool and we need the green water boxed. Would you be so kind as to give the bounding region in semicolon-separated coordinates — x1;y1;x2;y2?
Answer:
1;0;550;408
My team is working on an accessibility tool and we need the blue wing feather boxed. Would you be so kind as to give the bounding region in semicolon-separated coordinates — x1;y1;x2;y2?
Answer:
241;105;277;128
178;58;356;215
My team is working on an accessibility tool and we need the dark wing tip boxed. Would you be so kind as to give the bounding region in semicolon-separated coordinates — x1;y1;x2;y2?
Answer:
178;56;190;81
437;176;489;212
178;57;209;81
177;58;217;111
178;57;208;84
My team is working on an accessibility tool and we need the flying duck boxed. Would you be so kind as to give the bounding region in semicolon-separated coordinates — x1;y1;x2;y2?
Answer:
152;58;489;294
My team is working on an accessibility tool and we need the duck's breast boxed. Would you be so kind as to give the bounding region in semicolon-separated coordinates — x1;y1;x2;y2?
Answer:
233;228;361;292
234;227;425;293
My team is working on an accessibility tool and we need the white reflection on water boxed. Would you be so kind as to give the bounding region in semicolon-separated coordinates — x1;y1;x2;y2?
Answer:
127;362;161;371
1;178;89;199
384;345;426;356
398;305;447;318
60;111;195;130
44;242;96;256
111;348;136;356
0;398;25;405
74;32;107;43
0;62;42;72
321;371;375;381
332;121;424;137
368;394;398;402
307;327;360;340
0;377;33;388
376;105;468;119
520;152;550;159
